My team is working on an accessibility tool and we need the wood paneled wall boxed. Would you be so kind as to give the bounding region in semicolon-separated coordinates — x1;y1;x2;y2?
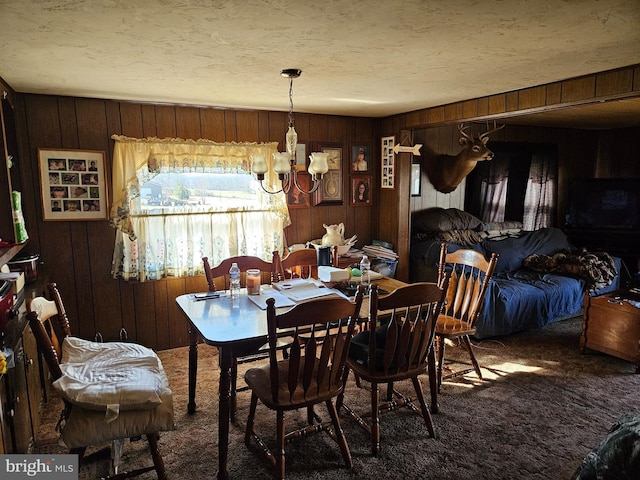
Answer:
15;94;377;350
9;65;640;350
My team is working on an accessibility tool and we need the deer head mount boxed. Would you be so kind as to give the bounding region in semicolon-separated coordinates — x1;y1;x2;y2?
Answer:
424;123;505;193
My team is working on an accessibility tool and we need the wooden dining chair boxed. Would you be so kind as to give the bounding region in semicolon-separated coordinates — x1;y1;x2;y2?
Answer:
203;255;273;292
272;247;318;281
435;243;499;391
336;281;448;456
28;283;174;480
272;245;342;282
201;255;274;421
243;287;365;479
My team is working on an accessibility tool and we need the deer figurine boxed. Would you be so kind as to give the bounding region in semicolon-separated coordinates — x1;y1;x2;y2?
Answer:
424;123;505;193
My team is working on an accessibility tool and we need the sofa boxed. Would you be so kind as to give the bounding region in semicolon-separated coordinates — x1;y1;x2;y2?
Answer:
410;208;621;339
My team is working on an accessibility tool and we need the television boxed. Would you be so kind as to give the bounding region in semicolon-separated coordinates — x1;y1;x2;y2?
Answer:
565;178;640;230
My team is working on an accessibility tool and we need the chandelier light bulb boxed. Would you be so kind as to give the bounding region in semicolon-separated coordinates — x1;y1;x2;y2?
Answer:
273;152;291;175
250;154;268;179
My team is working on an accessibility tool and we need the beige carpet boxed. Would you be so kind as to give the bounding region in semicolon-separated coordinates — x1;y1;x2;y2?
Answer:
34;316;640;479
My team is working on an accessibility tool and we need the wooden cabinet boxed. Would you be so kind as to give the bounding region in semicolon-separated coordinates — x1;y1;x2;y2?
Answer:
0;298;43;453
581;289;640;373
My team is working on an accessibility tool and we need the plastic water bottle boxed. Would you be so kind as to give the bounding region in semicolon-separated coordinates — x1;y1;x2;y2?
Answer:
360;255;371;289
229;262;241;299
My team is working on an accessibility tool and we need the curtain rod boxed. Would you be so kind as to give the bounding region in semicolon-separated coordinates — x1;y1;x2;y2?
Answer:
128;209;277;218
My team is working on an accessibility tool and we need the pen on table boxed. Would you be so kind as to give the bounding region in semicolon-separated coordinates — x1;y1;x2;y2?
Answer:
193;294;221;301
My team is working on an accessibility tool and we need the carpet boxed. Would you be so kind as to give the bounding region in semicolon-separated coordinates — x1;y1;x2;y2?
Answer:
34;316;640;479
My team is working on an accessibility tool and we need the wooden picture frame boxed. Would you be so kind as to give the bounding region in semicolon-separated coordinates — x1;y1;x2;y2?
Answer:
411;162;422;196
38;148;108;221
351;145;370;172
313;169;343;205
351;175;372;206
287;172;311;208
312;143;343;205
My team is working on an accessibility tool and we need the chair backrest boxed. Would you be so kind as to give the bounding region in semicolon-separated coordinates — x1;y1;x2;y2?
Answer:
27;285;74;382
203;256;273;292
437;243;498;326
365;282;447;376
272;248;319;281
264;286;365;404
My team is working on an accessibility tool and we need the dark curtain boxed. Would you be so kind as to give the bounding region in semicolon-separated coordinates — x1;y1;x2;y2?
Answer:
465;142;557;228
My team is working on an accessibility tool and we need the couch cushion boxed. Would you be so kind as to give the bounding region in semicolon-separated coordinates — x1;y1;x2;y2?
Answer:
413;208;482;233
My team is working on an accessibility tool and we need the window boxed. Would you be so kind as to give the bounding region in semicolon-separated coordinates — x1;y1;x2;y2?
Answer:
465;142;557;230
110;136;288;281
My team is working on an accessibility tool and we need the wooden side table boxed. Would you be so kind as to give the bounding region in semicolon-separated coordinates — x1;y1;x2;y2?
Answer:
581;289;640;373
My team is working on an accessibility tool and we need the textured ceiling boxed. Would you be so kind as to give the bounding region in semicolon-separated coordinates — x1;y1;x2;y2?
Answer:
1;0;640;123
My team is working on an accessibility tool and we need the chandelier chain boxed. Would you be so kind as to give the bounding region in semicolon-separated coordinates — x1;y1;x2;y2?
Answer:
288;76;295;127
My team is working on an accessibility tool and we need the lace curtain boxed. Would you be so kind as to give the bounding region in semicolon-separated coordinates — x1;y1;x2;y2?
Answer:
109;135;290;281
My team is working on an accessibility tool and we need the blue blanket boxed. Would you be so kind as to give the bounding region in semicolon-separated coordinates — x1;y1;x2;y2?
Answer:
410;227;621;338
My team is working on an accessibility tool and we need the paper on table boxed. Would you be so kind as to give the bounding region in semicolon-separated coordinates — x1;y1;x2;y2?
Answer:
248;286;297;310
280;284;337;302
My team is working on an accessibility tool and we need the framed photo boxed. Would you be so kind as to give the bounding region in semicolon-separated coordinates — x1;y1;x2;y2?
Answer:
313;169;343;205
381;136;395;189
351;175;372;207
287;172;311;209
411;162;422;196
351;145;370;172
38;149;108;221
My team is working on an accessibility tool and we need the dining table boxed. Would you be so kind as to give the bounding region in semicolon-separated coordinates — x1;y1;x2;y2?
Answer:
175;275;439;480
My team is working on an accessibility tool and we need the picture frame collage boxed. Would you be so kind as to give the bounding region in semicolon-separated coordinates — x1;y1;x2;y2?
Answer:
38;148;108;221
286;142;373;208
381;136;395;189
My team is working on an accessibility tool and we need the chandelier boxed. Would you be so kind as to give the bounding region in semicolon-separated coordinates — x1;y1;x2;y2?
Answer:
251;69;329;195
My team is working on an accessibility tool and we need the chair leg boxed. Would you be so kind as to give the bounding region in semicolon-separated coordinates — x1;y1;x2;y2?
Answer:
146;433;167;480
230;359;239;423
307;406;315;425
385;382;394;401
245;393;258;446
370;382;380;456
436;335;445;392
411;376;435;438
276;410;286;480
70;446;87;462
461;335;483;380
326;399;353;469
335;367;350;412
427;348;439;414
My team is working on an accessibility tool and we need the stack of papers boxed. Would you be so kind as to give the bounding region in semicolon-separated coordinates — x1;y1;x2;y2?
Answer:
272;278;337;302
363;244;398;260
247;286;297;310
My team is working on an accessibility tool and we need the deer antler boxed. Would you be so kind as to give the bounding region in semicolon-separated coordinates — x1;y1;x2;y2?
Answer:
457;123;473;141
479;123;505;140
